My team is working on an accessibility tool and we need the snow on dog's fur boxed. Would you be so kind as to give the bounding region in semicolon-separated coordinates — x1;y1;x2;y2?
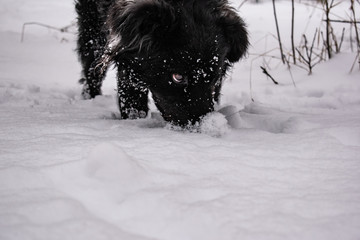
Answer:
75;0;248;126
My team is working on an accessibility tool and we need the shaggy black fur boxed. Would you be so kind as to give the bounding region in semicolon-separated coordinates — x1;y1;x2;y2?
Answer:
75;0;248;126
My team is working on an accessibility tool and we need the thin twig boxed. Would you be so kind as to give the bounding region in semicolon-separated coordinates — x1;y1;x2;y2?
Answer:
339;27;345;51
272;0;286;64
323;0;332;59
291;0;296;64
238;0;248;9
350;51;360;73
350;0;360;48
21;21;76;42
324;19;360;24
296;29;322;75
260;66;279;85
350;0;360;69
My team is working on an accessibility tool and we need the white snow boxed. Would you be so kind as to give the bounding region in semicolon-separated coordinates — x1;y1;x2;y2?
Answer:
1;0;360;240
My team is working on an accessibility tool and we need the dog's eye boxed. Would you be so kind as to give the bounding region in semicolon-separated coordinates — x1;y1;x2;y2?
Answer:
172;74;184;83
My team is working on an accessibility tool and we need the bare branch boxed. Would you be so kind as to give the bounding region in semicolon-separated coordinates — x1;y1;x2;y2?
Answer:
324;19;360;24
291;0;296;64
260;66;279;85
272;0;286;64
21;21;76;42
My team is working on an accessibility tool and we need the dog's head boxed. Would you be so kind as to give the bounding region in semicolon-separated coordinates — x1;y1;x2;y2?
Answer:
105;0;248;125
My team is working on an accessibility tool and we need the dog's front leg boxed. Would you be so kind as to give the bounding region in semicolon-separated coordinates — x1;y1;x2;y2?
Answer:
80;58;108;99
117;68;149;119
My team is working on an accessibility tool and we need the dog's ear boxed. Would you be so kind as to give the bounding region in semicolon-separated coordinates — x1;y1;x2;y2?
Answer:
218;9;249;63
108;0;179;54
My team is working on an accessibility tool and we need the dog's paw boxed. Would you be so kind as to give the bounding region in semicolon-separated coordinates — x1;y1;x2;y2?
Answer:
126;109;147;119
81;84;92;100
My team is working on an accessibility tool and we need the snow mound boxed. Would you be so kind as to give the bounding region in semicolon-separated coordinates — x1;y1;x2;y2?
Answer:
199;112;229;137
327;127;360;147
85;143;147;186
217;105;243;128
217;104;316;134
164;112;229;137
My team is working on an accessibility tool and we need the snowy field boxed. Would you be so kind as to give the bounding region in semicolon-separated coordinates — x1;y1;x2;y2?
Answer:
1;0;360;239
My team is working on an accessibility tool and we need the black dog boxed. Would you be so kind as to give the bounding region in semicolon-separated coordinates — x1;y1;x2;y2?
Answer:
75;0;248;126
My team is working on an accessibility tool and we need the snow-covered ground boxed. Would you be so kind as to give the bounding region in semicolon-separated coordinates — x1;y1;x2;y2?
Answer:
1;0;360;239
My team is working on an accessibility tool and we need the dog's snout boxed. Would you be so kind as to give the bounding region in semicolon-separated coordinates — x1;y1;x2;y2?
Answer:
153;93;215;126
